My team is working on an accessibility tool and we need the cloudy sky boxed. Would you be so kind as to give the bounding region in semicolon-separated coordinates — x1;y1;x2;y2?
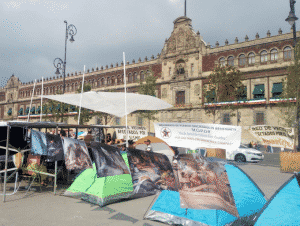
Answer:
0;0;298;86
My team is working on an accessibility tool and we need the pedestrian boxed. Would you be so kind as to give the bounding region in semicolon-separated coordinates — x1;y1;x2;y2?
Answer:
144;139;153;152
84;129;94;148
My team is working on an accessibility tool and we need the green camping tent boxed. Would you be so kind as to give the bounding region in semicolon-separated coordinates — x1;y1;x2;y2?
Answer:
64;153;133;207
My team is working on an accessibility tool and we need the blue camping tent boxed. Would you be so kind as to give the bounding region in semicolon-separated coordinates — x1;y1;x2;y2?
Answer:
144;161;267;226
251;172;300;226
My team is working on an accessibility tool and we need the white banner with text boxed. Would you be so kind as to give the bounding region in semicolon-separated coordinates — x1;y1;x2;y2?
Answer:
249;125;294;149
116;126;148;141
154;122;241;150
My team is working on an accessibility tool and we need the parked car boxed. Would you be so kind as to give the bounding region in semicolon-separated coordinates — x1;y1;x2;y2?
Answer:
226;144;264;162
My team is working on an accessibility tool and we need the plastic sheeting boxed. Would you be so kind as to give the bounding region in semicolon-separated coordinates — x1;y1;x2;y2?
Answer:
63;137;93;171
90;142;130;178
31;130;47;155
145;159;267;226
173;154;239;218
126;149;177;199
42;91;173;118
253;174;300;226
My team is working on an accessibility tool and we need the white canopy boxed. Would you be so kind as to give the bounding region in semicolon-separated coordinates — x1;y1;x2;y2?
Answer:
43;91;172;117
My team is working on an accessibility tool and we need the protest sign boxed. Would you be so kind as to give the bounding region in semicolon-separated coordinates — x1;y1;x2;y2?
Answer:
154;123;241;150
249;125;294;149
116;126;147;141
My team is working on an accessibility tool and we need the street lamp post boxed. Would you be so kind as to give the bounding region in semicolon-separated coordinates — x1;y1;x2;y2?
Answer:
53;20;77;94
286;0;299;151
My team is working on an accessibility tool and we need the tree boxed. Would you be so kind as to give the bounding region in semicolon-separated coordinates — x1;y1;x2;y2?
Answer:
278;42;300;151
43;90;70;123
202;65;245;124
137;69;158;134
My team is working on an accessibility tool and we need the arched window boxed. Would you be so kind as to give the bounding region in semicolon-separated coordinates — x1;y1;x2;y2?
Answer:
97;79;100;87
71;83;74;91
140;71;145;81
128;73;132;83
133;72;137;82
75;82;78;90
228;56;234;66
67;84;70;92
107;77;110;85
92;79;95;88
117;75;121;85
260;50;268;63
101;78;105;86
284;46;292;60
219;57;226;67
270;49;278;61
111;76;115;85
238;54;246;66
248;52;255;65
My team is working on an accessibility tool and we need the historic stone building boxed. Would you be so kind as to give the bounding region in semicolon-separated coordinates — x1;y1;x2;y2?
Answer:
0;15;298;141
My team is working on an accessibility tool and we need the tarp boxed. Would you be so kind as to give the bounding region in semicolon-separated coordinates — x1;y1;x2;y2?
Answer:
45;133;64;162
154;122;241;150
252;172;300;226
126;149;177;199
31;130;47;155
135;136;175;162
64;153;133;207
42;91;173;117
90;142;130;178
63;137;93;171
145;156;267;226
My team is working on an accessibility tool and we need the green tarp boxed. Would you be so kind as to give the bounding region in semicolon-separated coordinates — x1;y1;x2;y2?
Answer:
64;153;133;207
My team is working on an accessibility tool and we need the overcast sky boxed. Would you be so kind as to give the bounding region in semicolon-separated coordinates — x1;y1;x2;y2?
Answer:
1;0;298;86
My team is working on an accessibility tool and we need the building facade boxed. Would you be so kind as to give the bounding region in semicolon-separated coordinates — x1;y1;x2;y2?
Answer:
0;16;298;142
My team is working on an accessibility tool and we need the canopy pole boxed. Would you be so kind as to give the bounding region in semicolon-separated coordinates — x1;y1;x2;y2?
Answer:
123;52;128;148
3;125;10;202
78;65;85;125
54;161;57;195
40;77;44;122
27;79;37;122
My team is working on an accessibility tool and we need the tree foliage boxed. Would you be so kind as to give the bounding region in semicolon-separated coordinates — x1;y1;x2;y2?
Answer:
137;70;158;122
203;65;245;124
278;42;300;150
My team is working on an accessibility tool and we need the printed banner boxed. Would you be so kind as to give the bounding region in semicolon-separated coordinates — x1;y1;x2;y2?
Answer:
127;149;177;199
173;154;239;218
63;137;93;171
249;125;294;149
90;142;130;178
31;130;47;155
154;123;241;150
116;126;148;141
46;134;64;162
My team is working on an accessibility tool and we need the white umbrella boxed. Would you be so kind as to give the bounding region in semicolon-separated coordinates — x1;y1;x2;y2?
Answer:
42;91;172;117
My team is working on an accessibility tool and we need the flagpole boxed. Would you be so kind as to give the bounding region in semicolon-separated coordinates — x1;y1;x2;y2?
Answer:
78;65;85;125
40;77;44;122
27;79;36;122
123;52;128;148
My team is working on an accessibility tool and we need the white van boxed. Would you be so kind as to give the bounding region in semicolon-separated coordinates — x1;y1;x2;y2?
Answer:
226;144;264;162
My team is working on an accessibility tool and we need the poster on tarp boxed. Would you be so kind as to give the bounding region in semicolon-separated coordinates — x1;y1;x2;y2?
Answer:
249;125;294;149
127;149;177;198
116;126;148;141
173;154;239;218
154;122;241;150
90;142;130;178
63;137;93;171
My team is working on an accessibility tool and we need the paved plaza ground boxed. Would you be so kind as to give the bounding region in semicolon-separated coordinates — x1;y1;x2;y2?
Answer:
0;157;294;226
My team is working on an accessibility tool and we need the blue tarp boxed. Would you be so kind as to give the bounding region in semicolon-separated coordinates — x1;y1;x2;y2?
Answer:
146;163;267;226
254;174;300;226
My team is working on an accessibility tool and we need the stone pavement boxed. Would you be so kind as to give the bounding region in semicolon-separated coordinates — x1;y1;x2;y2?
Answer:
0;164;294;226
